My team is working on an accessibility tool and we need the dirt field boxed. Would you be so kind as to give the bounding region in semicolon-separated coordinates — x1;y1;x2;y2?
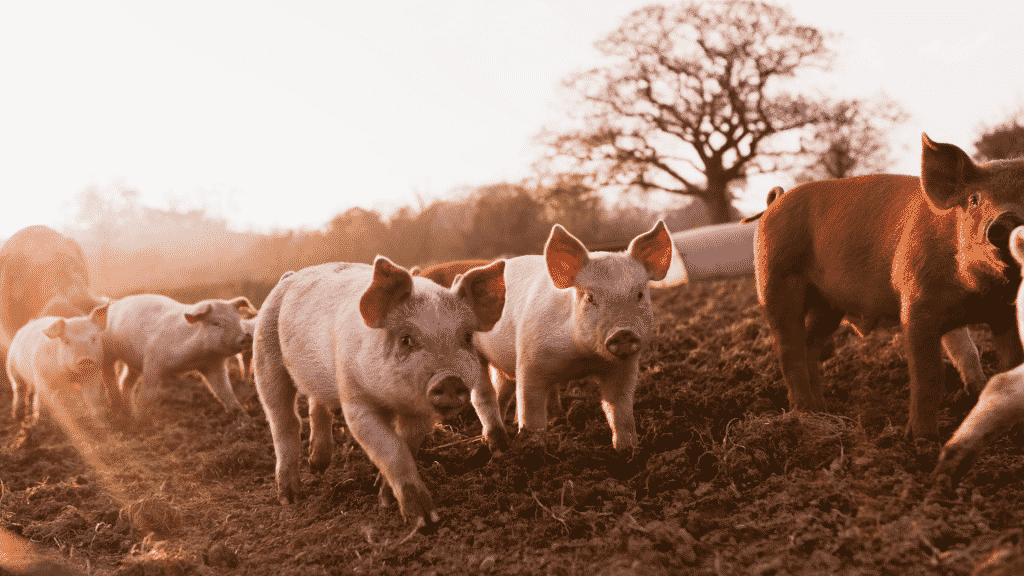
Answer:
3;276;1024;575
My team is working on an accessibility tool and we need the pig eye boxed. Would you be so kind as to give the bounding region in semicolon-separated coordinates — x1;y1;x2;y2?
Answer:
464;332;474;346
400;334;417;349
637;291;644;301
584;292;596;306
969;193;980;207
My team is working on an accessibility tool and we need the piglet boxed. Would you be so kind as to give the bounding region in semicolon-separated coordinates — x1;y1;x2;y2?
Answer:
474;220;680;452
102;294;256;422
254;257;507;527
6;302;109;431
936;226;1024;483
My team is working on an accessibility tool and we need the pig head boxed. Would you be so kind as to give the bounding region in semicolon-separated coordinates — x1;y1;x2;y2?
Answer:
254;257;507;527
755;134;1024;440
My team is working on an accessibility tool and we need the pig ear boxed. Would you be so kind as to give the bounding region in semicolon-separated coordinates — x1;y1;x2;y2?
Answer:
409;266;422;276
453;260;506;332
227;296;258;318
43;319;66;340
184;303;213;324
921;133;982;212
1010;227;1024;267
89;301;109;330
545;225;589;290
628;220;674;282
359;256;414;328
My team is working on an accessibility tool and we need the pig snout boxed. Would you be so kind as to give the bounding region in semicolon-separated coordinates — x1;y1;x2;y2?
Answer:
986;212;1024;250
427;375;471;416
605;329;642;359
238;331;254;349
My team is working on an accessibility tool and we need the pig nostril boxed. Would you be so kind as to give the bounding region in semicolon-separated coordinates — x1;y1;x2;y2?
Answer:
987;214;1024;249
606;330;642;359
428;376;470;414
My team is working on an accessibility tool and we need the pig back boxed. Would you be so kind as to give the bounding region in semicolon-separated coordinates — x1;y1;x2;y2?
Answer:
104;294;186;369
276;262;369;401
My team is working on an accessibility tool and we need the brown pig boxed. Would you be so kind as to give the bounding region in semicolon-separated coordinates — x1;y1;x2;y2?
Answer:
474;221;682;452
6;303;110;430
414;259;494;288
102;294;257;422
936;226;1024;483
754;134;1024;440
254;257;507;527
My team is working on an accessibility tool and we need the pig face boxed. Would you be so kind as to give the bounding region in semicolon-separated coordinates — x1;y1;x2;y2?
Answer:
921;135;1024;286
546;221;673;361
184;296;257;356
358;257;506;419
43;302;109;374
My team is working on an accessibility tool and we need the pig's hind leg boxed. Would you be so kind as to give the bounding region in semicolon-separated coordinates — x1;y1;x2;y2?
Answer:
763;276;824;412
307;399;334;474
803;289;846;410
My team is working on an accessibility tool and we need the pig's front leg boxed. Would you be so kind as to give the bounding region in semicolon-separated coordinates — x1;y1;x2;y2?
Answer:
469;366;508;456
129;364;165;422
936;368;1024;484
902;307;945;441
199;360;248;416
990;318;1024;372
515;362;556;437
342;400;438;526
307;398;334;474
599;359;640;452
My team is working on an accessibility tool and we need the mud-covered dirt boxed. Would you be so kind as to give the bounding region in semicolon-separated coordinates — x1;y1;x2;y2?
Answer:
4;276;1024;575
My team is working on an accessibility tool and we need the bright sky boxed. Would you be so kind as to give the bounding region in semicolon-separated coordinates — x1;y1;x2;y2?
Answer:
2;1;1023;239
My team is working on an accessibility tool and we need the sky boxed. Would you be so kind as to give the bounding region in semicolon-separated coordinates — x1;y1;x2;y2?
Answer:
2;1;1023;239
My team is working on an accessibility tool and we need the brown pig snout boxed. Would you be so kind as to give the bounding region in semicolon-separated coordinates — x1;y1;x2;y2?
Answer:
986;211;1024;250
427;375;471;416
605;329;642;359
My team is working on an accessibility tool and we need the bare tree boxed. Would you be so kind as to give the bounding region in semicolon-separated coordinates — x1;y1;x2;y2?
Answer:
539;0;861;223
975;108;1024;162
796;95;909;183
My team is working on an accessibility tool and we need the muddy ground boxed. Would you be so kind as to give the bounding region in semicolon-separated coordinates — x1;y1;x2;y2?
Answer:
3;276;1024;575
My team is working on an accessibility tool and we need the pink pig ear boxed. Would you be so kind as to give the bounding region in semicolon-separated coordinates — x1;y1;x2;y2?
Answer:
43;319;66;340
360;256;414;328
1010;226;1024;267
184;303;213;324
227;296;258;318
453;260;506;332
545;225;589;289
628;220;673;281
89;301;110;330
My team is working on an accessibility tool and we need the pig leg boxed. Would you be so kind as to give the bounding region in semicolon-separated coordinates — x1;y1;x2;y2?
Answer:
936;368;1024;483
343;400;437;525
902;308;946;440
198;361;247;416
307;398;334;475
378;413;435;511
598;360;640;452
990;320;1024;372
547;383;563;419
804;292;845;409
469;366;509;455
493;367;517;423
763;276;823;411
515;363;556;436
941;327;986;395
9;368;27;423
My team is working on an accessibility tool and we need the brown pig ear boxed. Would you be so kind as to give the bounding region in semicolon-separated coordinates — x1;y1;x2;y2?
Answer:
184;303;213;324
545;225;589;289
43;319;66;339
89;301;109;330
453;260;506;332
359;256;414;328
1010;227;1024;267
628;220;673;281
921;133;981;212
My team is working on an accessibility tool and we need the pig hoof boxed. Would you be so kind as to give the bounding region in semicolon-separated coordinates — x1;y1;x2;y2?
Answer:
486;429;510;456
378;483;395;509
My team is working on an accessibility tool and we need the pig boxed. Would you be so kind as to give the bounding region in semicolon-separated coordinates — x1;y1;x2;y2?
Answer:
254;257;508;526
6;303;109;430
473;220;681;452
753;134;1024;441
936;225;1024;483
235;315;258;382
101;294;257;422
414;259;493;288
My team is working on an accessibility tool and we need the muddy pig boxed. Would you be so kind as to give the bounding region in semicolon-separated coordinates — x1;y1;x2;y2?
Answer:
102;294;257;422
754;134;1024;440
936;226;1024;483
473;220;680;452
6;302;109;430
254;257;507;526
